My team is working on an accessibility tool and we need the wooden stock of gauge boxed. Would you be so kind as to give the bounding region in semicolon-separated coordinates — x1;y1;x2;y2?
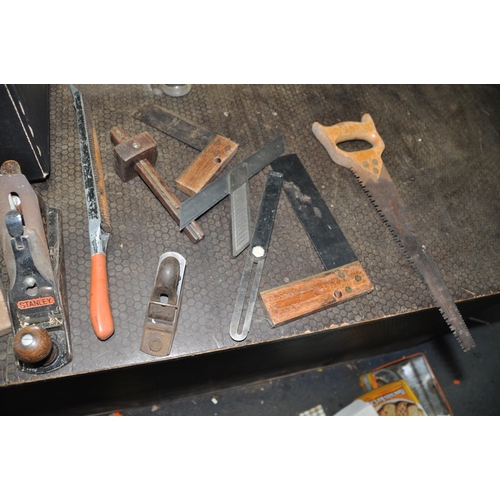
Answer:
109;125;204;244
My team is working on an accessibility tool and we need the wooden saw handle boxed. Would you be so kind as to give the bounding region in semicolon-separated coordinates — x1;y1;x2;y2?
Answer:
312;113;386;179
90;252;114;340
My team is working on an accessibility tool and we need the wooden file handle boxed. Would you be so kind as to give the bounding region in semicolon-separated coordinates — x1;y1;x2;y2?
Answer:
312;113;386;179
90;252;114;340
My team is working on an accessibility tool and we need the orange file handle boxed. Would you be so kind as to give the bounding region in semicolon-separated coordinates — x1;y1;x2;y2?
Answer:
90;252;114;340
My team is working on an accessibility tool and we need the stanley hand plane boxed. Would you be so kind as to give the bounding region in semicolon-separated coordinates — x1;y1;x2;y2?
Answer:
0;160;72;373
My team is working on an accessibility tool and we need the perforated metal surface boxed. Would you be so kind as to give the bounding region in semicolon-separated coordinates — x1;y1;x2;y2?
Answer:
1;84;499;386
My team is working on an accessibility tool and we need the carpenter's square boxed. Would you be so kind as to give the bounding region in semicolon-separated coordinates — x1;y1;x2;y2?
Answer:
134;104;239;196
71;85;114;341
260;154;373;326
179;135;285;257
313;113;475;352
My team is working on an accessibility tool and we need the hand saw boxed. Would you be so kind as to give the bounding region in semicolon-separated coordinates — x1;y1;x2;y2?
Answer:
71;85;114;341
312;114;475;352
134;104;239;196
259;154;373;326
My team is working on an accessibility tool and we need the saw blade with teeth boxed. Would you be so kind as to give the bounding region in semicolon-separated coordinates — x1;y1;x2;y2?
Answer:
312;113;475;352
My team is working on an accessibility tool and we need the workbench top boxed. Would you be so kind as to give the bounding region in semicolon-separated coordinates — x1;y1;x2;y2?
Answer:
1;85;499;399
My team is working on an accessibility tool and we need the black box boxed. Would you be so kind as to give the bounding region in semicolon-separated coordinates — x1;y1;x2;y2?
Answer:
0;84;50;181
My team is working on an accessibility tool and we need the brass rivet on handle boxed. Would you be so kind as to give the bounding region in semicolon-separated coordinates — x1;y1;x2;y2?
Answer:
338;271;345;278
333;290;343;299
345;286;352;293
355;275;362;282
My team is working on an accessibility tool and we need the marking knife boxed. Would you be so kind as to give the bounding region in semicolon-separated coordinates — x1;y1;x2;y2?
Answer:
312;113;475;352
260;154;373;326
71;85;115;340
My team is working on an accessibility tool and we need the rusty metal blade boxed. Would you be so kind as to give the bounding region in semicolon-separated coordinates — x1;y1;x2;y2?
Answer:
134;104;216;151
71;85;111;234
350;170;475;352
312;115;475;352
